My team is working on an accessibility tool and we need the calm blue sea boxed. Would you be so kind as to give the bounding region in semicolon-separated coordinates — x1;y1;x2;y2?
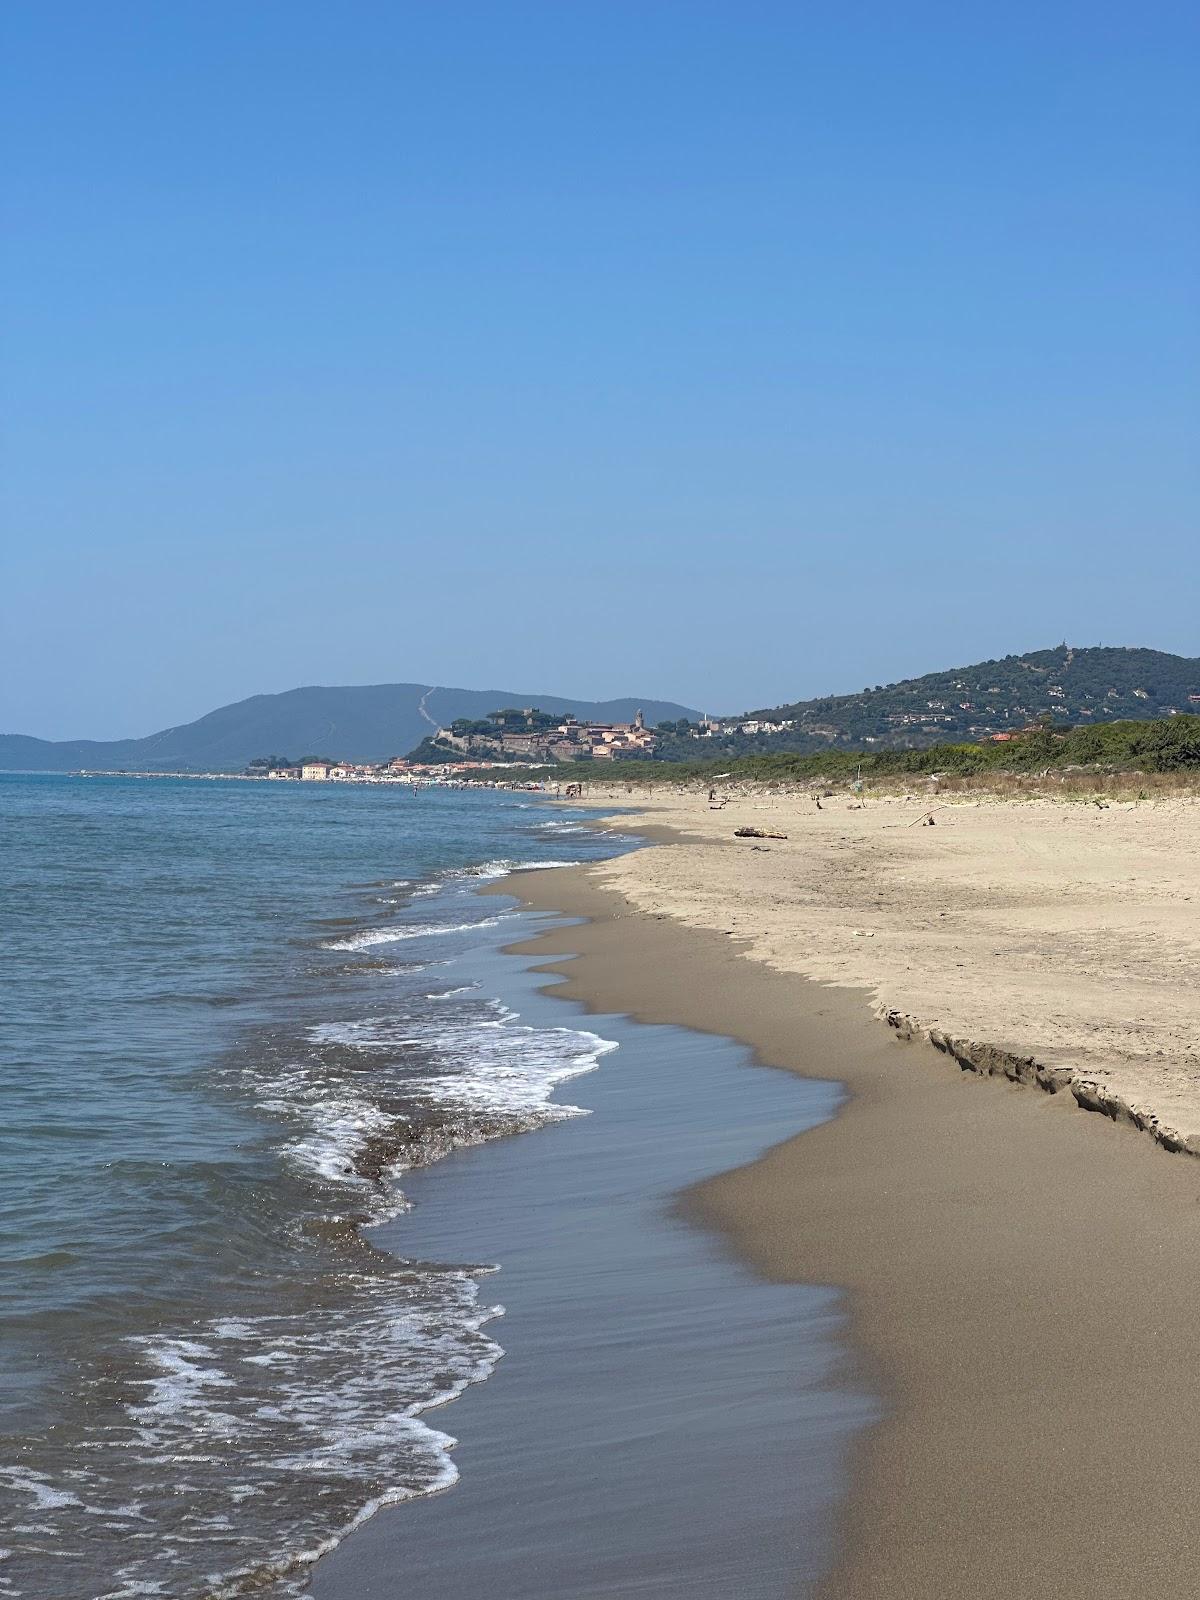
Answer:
0;774;628;1599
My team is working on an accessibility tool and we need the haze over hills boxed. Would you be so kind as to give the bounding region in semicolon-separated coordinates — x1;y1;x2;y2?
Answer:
0;683;702;773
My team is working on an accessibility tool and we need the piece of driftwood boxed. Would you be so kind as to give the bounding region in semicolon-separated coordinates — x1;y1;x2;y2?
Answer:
734;826;788;840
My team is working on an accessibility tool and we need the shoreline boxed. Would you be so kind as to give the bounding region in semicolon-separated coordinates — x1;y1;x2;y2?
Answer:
312;897;865;1600
503;855;1200;1599
563;786;1200;1160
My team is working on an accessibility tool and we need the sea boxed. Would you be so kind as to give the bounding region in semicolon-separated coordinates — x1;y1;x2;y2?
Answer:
1;773;865;1600
0;774;631;1598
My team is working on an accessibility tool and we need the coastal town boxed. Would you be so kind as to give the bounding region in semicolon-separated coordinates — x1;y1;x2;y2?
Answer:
251;706;659;781
416;706;659;763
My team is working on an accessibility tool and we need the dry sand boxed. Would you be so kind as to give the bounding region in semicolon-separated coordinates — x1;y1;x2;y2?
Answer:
509;864;1200;1599
577;787;1200;1153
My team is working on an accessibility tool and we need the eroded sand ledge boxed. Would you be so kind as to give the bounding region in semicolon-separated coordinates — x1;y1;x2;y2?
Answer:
505;861;1200;1600
578;789;1200;1156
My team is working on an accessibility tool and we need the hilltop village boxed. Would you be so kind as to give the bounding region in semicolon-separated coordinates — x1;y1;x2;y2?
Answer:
418;706;658;763
248;706;659;781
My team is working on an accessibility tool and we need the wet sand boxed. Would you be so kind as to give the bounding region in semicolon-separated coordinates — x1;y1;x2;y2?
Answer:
510;865;1200;1600
311;914;870;1599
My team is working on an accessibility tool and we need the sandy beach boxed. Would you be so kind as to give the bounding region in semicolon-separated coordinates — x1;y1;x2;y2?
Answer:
504;793;1200;1598
582;787;1200;1152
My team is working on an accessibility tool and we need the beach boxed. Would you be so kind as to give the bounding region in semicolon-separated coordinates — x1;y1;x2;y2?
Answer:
575;787;1200;1150
12;776;1196;1598
497;792;1200;1598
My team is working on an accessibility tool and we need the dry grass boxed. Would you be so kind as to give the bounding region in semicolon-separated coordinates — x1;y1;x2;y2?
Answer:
905;768;1200;802
590;768;1200;806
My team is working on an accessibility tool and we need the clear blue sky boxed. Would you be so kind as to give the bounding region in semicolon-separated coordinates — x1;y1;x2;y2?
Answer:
3;2;1197;737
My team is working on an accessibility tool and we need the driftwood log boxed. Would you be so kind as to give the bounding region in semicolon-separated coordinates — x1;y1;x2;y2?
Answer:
734;826;788;840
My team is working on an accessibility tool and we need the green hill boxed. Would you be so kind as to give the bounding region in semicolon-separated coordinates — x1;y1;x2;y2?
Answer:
652;645;1200;761
589;714;1200;786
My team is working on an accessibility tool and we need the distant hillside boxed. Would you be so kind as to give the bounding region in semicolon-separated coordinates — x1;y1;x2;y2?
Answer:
0;683;701;773
652;645;1200;761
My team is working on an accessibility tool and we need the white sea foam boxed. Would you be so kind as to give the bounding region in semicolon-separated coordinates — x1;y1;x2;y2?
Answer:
264;997;619;1219
511;857;579;871
257;1056;399;1194
465;856;580;875
127;1338;237;1426
0;1468;84;1512
367;960;443;977
411;1017;616;1118
109;1269;505;1599
321;918;502;952
307;1003;617;1123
